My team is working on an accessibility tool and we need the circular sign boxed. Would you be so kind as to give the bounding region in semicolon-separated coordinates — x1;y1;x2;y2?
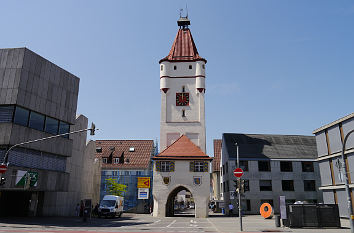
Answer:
233;168;243;178
0;164;7;174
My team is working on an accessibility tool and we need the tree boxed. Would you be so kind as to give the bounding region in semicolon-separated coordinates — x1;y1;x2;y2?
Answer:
105;178;127;196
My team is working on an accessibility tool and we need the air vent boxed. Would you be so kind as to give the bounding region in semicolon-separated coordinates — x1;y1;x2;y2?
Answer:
129;147;135;152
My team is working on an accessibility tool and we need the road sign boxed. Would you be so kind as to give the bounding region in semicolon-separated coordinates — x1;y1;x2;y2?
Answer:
137;177;150;188
233;168;243;178
0;164;7;174
138;188;149;199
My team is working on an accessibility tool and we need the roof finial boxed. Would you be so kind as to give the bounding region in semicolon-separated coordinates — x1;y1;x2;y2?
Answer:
177;7;190;29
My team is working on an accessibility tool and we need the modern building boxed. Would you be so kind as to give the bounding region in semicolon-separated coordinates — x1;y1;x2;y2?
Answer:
211;139;221;201
313;112;354;217
0;48;100;216
95;140;155;213
153;15;211;218
219;133;322;215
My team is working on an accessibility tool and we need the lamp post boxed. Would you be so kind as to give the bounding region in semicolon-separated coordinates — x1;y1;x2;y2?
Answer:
341;129;354;233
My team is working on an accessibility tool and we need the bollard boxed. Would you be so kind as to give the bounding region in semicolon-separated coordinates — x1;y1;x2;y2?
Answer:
222;208;225;215
275;215;281;227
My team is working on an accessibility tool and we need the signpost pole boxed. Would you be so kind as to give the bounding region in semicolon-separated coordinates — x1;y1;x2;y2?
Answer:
235;143;243;231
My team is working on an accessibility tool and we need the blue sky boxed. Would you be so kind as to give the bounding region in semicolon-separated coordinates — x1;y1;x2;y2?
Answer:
1;1;354;155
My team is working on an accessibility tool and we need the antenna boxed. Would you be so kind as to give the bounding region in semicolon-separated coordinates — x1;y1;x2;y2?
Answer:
179;8;183;18
186;4;188;18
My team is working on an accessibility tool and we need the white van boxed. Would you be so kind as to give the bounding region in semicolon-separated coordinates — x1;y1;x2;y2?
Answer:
98;195;124;218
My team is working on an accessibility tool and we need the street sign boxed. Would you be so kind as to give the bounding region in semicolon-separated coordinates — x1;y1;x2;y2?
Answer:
138;188;149;199
230;191;236;200
233;168;243;178
0;164;7;174
137;177;150;188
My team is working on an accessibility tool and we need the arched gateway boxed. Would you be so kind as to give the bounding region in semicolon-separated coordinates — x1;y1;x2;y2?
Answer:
152;136;212;218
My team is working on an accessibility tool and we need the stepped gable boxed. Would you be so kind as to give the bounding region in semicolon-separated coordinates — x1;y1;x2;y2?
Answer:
153;135;212;160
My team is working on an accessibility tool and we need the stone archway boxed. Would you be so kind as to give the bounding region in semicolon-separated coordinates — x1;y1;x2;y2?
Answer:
165;185;194;217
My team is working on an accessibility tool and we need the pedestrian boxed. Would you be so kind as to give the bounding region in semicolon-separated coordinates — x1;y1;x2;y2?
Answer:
94;203;99;217
228;203;234;216
75;203;80;217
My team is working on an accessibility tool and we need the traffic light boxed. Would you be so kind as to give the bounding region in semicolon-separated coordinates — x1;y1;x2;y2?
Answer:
233;179;247;193
90;123;96;136
0;177;6;186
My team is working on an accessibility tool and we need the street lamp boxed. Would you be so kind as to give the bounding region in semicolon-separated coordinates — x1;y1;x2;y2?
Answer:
341;129;354;233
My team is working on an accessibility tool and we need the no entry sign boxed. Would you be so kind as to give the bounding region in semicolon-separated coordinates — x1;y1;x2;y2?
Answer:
0;164;7;174
233;168;243;178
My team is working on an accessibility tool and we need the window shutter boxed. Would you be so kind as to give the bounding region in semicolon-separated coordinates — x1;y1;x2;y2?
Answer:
190;161;195;172
156;161;161;171
169;161;175;172
203;161;209;172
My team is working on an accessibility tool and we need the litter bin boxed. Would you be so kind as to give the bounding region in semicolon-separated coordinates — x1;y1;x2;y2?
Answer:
222;208;225;215
275;215;281;227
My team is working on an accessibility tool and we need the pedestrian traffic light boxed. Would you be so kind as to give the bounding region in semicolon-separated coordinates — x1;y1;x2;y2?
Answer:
90;123;96;136
0;177;6;186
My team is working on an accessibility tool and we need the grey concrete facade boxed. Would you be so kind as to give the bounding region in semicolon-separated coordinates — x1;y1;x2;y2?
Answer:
219;133;322;215
0;48;99;216
313;113;354;218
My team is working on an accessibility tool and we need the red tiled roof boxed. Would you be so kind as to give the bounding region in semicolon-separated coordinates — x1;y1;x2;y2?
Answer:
153;135;211;160
213;139;221;172
95;140;154;169
159;28;207;63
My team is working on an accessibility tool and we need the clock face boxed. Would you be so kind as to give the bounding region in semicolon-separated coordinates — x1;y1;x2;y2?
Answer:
176;93;189;106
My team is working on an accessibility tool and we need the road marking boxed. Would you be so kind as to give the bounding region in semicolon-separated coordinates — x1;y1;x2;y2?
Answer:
166;220;176;228
207;218;220;232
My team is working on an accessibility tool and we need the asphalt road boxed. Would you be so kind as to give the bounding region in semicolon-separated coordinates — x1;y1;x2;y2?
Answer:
0;213;351;233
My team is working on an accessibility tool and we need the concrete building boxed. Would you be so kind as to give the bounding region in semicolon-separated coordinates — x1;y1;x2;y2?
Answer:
153;16;211;218
0;48;100;216
313;113;354;217
219;133;322;215
95;140;155;213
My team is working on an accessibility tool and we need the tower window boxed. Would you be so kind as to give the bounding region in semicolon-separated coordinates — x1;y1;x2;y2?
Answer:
174;65;177;70
182;109;186;117
189;65;192;69
182;86;185;92
202;64;205;69
161;65;163;71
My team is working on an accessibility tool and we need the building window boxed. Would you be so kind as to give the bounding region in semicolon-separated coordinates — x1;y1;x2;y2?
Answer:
14;106;29;126
259;180;272;191
0;105;14;123
182;109;186;117
282;180;294;191
102;158;108;163
221;182;223;193
44;116;59;135
96;147;102;153
174;65;177;70
226;180;229;192
29;111;45;131
244;179;250;192
161;65;163;71
59;121;70;138
246;200;251;211
258;161;271;172
304;180;316;191
182;86;185;92
190;161;208;172
202;64;205;69
114;158;120;164
158;161;174;172
280;161;293;172
189;65;192;69
239;161;248;171
225;162;228;174
302;161;314;172
222;165;225;175
223;181;226;192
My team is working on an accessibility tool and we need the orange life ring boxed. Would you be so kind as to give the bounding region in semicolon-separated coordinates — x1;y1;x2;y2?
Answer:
260;203;273;219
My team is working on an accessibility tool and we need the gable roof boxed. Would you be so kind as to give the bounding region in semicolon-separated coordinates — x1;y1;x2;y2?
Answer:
222;133;317;160
153;135;211;160
95;140;154;169
212;139;222;172
159;28;207;63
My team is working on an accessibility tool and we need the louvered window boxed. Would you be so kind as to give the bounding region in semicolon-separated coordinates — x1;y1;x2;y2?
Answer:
0;105;14;123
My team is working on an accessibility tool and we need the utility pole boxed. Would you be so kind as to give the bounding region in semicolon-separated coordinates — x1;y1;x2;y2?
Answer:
341;129;354;233
235;143;243;231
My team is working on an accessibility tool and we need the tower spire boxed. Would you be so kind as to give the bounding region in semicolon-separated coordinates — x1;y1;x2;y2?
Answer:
177;7;190;29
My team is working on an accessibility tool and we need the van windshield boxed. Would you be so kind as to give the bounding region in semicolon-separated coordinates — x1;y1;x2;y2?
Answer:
100;200;116;207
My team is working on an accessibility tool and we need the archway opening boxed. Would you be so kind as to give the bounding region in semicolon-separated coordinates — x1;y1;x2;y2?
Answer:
166;186;195;217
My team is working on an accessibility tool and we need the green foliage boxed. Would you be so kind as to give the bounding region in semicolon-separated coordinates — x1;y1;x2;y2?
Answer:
105;178;127;196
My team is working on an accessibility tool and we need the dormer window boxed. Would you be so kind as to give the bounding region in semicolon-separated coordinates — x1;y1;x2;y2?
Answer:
174;65;177;70
189;65;192;69
102;158;108;163
129;147;135;152
114;158;120;164
96;147;102;153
